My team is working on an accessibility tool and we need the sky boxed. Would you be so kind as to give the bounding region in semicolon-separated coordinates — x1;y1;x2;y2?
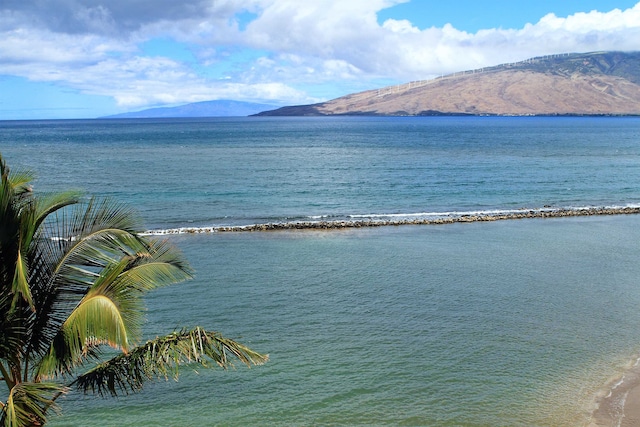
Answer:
1;0;640;120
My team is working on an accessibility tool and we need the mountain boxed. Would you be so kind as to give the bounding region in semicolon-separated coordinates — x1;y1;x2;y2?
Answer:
255;51;640;117
103;100;280;118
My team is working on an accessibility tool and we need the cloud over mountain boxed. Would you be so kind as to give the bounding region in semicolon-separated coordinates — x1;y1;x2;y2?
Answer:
1;1;640;112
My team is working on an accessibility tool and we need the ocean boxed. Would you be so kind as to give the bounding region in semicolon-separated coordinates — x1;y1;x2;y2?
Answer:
2;116;640;426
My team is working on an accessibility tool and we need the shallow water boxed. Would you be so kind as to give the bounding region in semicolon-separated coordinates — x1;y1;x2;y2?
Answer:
48;216;640;426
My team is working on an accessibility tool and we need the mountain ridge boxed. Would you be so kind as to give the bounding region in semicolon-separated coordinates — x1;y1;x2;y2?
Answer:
255;51;640;117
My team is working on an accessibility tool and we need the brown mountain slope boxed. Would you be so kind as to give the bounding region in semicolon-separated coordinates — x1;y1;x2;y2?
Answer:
257;51;640;116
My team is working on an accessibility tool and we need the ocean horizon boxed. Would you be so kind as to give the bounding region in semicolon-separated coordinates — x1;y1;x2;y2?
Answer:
2;116;640;426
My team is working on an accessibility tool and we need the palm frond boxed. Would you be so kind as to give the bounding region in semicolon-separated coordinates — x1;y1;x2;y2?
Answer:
74;254;192;347
33;245;192;379
0;154;34;200
1;382;67;427
0;158;22;301
74;327;268;397
24;200;152;366
65;295;131;350
0;307;25;364
6;172;33;200
70;197;144;239
40;197;147;269
32;191;82;233
34;290;132;381
108;250;193;294
9;195;39;310
11;251;33;311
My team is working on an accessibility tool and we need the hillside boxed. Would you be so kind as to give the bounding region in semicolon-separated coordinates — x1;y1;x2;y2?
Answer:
255;52;640;116
103;100;280;118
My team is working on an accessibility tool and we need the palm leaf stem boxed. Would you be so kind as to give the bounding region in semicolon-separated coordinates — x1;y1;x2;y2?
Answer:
0;362;13;389
41;387;68;417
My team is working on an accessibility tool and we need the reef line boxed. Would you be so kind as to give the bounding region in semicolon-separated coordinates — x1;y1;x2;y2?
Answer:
144;206;640;235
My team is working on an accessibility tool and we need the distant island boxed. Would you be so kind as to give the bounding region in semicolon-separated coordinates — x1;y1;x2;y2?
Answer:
255;51;640;117
102;99;281;118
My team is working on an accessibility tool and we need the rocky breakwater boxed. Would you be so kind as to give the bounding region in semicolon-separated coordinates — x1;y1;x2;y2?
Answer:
146;206;640;235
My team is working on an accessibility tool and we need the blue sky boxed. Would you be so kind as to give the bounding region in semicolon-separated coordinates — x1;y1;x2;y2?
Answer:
1;0;639;119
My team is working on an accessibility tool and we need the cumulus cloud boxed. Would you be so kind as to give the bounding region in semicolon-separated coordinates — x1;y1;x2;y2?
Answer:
1;0;639;111
239;1;640;80
383;19;421;34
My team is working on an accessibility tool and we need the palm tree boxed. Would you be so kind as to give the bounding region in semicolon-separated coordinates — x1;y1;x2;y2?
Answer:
0;154;267;427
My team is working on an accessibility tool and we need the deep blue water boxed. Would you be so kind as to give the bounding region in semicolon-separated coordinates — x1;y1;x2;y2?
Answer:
2;116;640;426
4;116;640;229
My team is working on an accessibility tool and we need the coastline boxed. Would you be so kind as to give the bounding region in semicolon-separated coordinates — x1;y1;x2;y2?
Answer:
589;359;640;427
144;206;640;235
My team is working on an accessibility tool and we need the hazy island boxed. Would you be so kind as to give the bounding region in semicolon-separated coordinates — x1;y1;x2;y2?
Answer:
102;99;281;119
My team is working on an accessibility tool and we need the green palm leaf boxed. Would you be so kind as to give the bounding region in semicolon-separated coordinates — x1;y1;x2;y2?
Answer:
35;241;193;379
0;156;33;201
26;200;154;366
1;382;67;427
74;327;268;397
32;191;82;233
11;251;33;310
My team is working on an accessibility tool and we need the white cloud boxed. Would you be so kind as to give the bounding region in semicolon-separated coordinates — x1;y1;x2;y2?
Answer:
0;25;311;108
238;1;640;80
382;19;421;34
0;27;128;66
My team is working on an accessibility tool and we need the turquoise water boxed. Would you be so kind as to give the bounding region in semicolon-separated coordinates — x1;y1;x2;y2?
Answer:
2;117;640;426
